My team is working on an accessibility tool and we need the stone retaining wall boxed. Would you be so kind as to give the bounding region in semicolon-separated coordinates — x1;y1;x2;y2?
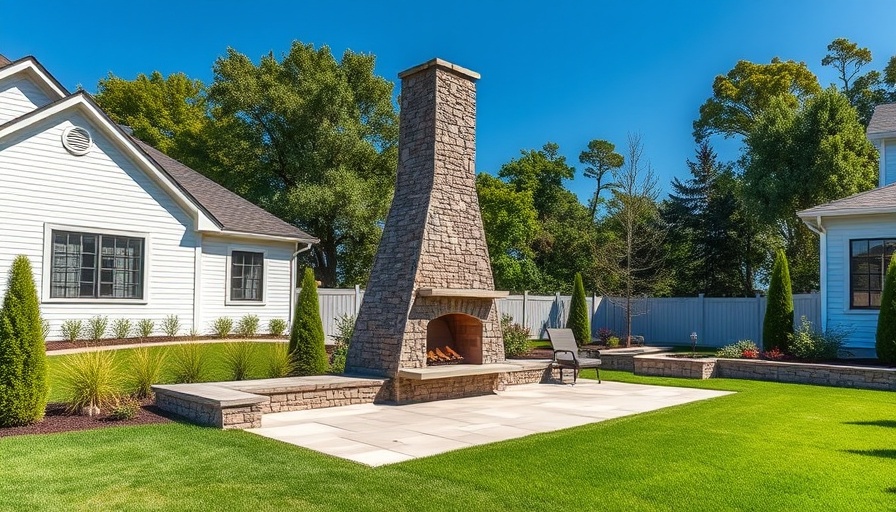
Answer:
633;354;717;379
716;359;896;391
500;365;558;385
153;388;267;429
388;374;498;404
261;384;385;413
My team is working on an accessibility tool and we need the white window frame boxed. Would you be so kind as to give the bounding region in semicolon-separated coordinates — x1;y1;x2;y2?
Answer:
225;245;267;306
41;223;151;304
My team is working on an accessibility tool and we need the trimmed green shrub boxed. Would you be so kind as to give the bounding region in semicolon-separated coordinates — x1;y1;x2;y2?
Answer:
171;343;209;383
876;256;896;364
236;314;260;338
789;316;846;360
0;255;48;426
161;314;180;338
268;318;287;336
329;314;355;374
501;314;530;357
566;273;591;346
716;339;759;359
108;396;140;421
289;268;328;375
57;350;119;416
266;343;296;378
87;315;108;342
111;318;132;339
61;319;83;343
606;336;621;348
763;249;793;352
136;319;154;339
212;317;233;338
128;347;166;399
222;342;256;380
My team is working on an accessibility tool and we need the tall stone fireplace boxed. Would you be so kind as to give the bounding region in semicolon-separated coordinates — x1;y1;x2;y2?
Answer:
345;58;514;401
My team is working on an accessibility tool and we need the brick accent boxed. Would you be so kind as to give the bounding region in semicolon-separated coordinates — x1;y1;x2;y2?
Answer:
346;59;505;379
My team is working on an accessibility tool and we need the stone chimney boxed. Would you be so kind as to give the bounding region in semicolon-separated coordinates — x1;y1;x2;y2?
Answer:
345;59;506;380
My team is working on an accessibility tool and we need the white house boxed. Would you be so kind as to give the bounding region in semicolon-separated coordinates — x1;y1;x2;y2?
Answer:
0;54;317;340
798;103;896;357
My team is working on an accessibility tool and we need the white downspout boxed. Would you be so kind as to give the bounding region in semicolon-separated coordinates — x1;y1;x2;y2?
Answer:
803;216;827;331
289;243;314;327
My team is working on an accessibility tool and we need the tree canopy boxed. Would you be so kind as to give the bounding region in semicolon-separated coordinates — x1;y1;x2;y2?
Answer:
579;139;624;220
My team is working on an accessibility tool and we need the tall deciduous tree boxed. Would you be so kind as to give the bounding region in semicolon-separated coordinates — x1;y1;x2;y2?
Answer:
476;174;541;292
579;139;624;220
0;255;47;427
693;58;821;141
95;71;209;169
822;38;896;127
744;88;878;291
602;134;667;346
763;249;793;352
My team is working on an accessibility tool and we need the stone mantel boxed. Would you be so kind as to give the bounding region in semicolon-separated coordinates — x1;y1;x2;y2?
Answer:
416;288;509;299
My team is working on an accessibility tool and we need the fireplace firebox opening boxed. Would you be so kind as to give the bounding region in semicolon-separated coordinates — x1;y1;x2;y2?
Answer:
426;314;483;365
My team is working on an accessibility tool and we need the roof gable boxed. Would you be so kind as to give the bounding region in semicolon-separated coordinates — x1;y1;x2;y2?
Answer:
868;103;896;140
798;182;896;220
0;57;68;101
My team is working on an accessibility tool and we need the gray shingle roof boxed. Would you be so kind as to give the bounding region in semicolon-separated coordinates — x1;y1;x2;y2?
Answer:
798;182;896;218
0;54;10;67
867;103;896;136
131;138;317;242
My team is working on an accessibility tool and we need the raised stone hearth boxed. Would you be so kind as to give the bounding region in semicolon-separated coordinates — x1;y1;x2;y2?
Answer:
345;58;509;402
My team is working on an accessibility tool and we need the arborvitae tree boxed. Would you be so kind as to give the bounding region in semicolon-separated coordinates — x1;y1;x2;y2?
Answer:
566;273;591;346
875;257;896;364
0;255;48;426
763;249;794;352
288;268;328;375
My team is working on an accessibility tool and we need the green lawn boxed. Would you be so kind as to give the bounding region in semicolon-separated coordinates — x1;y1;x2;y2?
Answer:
46;342;288;402
2;369;894;511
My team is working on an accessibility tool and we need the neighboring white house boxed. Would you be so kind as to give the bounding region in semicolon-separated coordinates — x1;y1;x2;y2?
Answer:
0;54;317;340
799;103;896;357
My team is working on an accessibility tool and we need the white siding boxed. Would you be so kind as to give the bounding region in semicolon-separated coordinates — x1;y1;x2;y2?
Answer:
823;214;896;352
885;139;896;186
0;76;52;125
199;235;294;335
0;113;199;340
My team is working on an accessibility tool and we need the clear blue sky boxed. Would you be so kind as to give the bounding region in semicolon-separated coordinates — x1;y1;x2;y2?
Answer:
2;0;894;202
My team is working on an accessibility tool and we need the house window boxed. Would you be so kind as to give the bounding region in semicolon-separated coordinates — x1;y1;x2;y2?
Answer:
50;230;144;299
850;239;896;309
231;251;264;301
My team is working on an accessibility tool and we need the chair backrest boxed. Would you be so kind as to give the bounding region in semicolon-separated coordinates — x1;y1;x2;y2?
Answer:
546;328;579;353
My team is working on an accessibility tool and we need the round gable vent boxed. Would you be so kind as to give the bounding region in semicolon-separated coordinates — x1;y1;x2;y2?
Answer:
61;126;92;156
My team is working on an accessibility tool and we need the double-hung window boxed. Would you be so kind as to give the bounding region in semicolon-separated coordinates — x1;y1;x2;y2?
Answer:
850;238;896;309
50;230;145;299
230;250;264;302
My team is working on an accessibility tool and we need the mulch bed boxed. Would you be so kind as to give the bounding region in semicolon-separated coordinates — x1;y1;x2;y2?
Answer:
45;334;288;352
0;401;173;438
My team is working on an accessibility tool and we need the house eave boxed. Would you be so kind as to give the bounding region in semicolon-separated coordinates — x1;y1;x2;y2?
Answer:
797;207;896;221
868;130;896;142
213;230;319;244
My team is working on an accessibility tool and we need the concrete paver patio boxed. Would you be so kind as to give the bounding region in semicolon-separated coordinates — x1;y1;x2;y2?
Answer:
247;381;731;466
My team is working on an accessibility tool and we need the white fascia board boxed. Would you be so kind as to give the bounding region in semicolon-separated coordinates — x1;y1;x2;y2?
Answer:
868;131;896;142
0;59;67;99
797;207;896;220
214;230;319;244
0;94;220;233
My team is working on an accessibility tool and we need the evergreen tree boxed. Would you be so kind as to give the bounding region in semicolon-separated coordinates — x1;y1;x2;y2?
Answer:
875;257;896;364
289;268;329;375
763;250;794;352
0;255;48;426
566;273;590;346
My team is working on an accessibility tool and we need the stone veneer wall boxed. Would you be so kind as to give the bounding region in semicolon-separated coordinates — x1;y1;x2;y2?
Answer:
154;391;265;430
633;355;717;379
346;59;504;377
261;384;387;413
387;374;499;404
717;359;896;390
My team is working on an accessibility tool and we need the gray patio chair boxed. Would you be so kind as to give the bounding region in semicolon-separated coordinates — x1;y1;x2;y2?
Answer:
546;328;601;385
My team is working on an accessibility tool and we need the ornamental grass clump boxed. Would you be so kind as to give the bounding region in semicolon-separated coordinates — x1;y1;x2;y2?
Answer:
0;255;48;427
162;314;180;338
566;273;591;346
222;342;256;381
329;314;355;374
57;350;120;416
268;318;287;336
212;317;233;338
128;347;166;399
136;318;154;339
236;314;260;338
501;314;530;357
87;315;108;343
60;319;83;343
289;268;328;375
171;343;209;384
266;343;296;378
111;318;132;339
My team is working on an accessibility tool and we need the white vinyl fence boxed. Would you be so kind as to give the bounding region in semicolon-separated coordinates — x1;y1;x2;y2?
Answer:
309;288;820;348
